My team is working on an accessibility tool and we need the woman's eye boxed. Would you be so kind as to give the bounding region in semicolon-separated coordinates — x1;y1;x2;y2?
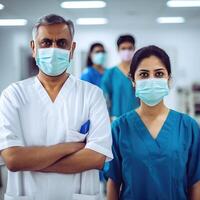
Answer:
155;72;164;78
139;72;149;78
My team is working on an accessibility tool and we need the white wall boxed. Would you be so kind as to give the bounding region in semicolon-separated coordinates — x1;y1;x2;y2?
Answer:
0;28;30;92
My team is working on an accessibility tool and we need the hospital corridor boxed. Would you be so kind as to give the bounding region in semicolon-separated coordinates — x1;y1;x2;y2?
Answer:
0;0;200;200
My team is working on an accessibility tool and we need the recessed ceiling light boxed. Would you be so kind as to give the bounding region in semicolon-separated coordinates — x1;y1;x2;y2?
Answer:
76;18;108;25
167;0;200;7
0;19;28;26
61;1;106;9
0;3;4;10
157;17;185;24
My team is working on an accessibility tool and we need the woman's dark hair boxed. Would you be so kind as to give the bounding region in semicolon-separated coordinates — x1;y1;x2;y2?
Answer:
117;34;135;48
129;45;171;80
86;43;104;67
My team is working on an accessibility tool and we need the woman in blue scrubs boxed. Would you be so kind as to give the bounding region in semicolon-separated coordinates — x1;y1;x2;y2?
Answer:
107;45;200;200
81;43;106;87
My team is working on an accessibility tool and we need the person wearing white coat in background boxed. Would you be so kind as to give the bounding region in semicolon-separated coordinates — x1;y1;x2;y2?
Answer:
0;14;113;200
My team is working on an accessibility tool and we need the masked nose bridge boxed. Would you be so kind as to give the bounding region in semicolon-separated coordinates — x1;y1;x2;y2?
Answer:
51;41;57;48
148;73;155;79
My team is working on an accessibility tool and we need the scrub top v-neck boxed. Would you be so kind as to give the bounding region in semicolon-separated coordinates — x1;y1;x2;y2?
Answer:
107;110;200;200
0;75;113;200
133;110;172;156
34;75;75;105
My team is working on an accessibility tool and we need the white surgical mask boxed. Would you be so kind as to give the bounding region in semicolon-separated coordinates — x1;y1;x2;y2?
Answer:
135;78;169;106
36;48;71;76
91;52;106;66
119;49;134;62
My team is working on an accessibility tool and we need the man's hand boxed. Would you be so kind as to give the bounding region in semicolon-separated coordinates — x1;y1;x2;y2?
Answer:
38;148;106;174
1;142;85;172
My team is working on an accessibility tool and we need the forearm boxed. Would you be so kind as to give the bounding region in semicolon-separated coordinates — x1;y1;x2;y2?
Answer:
39;148;106;174
107;178;120;200
190;181;200;200
1;142;84;172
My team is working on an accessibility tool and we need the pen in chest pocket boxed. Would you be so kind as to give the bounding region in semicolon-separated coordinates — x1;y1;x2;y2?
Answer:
80;120;90;135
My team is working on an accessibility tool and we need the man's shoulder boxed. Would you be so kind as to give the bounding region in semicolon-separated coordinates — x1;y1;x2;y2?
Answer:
104;66;118;77
0;77;35;106
2;77;35;96
71;75;102;93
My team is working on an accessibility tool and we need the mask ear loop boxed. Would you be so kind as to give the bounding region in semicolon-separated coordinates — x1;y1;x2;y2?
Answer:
69;44;72;62
168;75;172;89
128;73;136;88
69;41;76;62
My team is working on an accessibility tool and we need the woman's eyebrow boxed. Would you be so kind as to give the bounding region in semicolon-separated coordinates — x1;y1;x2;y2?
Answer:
138;69;149;72
154;68;166;72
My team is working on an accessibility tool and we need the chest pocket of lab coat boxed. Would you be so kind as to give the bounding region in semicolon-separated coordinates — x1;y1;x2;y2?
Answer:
66;119;90;142
67;130;88;142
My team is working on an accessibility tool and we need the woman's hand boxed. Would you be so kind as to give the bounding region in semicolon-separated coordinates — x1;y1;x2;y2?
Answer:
107;178;120;200
190;181;200;200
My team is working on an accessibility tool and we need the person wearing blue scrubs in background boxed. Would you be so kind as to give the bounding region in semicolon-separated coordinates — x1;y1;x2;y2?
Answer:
107;45;200;200
81;43;106;87
101;35;139;121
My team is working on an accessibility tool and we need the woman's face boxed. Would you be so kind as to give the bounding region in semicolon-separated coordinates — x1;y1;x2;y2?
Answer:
134;55;169;82
91;46;105;56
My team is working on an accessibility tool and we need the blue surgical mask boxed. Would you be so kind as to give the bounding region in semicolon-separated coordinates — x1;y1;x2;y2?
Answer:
92;52;106;66
36;48;71;76
135;78;169;106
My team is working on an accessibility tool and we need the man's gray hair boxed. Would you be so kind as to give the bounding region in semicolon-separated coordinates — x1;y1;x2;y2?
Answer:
32;14;75;40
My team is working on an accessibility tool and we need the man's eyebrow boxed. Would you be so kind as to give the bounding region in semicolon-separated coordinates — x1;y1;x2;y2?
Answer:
40;38;52;41
56;38;68;41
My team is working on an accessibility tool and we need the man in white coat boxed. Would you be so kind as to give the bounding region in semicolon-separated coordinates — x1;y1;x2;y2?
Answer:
0;14;113;200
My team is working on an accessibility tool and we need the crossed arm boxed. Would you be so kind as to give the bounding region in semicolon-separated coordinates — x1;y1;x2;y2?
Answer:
1;143;106;173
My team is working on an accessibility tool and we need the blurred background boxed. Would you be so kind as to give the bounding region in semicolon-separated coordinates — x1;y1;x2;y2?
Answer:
0;0;200;122
0;0;200;121
0;0;200;199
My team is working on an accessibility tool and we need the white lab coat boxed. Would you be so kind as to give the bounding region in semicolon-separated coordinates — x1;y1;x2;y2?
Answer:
0;75;113;200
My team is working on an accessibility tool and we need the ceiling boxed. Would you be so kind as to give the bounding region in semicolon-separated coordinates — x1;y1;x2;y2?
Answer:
0;0;200;29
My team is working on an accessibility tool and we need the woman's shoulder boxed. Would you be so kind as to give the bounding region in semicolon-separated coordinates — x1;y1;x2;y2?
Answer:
80;67;95;81
171;110;199;130
81;67;94;75
112;110;136;128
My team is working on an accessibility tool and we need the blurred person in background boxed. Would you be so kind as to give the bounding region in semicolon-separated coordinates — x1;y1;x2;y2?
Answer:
101;35;139;121
81;43;106;87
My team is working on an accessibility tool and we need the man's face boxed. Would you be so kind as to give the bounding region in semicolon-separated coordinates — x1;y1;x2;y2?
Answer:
31;23;76;59
118;41;135;51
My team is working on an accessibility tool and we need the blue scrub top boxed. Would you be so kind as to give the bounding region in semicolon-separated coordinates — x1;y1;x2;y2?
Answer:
107;110;200;200
81;66;103;87
101;66;139;118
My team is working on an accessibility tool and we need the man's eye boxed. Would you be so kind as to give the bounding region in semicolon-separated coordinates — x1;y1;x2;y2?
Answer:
155;72;164;78
41;40;52;47
57;40;67;48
